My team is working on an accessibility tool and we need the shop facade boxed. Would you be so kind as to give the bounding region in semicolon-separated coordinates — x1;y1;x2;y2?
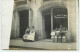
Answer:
11;0;77;42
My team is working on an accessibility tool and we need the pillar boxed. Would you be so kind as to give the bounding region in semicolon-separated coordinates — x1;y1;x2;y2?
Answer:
29;10;33;27
51;8;53;31
13;10;20;38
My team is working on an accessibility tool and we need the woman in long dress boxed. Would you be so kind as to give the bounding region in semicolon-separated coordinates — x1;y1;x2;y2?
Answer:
23;26;30;41
23;26;35;42
27;26;35;41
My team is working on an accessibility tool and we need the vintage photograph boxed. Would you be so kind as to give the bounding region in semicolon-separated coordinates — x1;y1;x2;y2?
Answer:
9;0;78;50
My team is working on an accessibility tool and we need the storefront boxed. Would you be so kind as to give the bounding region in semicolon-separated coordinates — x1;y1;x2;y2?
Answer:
11;0;77;42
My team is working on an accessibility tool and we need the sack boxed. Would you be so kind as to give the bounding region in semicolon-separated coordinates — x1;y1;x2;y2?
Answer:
62;36;66;43
57;36;62;42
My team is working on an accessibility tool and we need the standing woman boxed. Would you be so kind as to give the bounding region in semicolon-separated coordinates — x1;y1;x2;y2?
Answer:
30;26;35;33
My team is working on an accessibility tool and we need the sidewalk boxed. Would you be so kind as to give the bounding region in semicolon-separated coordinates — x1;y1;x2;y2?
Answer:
9;39;77;50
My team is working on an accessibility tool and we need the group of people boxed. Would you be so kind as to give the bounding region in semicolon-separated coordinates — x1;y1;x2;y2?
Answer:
23;26;35;42
23;25;67;42
50;25;67;42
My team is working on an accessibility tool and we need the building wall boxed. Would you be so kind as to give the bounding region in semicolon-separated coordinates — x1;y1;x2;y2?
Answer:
11;0;77;42
66;0;77;42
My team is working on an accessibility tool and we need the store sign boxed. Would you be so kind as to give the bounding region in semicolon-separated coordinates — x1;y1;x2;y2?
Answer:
54;14;67;18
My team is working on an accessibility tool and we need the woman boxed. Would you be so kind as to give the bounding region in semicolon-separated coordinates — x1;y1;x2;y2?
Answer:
25;26;30;34
27;26;35;41
23;26;30;41
23;26;35;42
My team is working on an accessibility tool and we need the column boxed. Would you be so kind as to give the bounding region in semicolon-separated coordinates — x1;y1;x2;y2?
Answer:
29;10;33;27
51;8;53;31
14;10;20;38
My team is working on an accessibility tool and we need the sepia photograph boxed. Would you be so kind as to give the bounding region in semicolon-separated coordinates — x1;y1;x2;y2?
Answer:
9;0;78;50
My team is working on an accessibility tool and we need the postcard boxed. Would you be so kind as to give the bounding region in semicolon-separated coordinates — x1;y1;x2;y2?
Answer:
2;0;79;50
